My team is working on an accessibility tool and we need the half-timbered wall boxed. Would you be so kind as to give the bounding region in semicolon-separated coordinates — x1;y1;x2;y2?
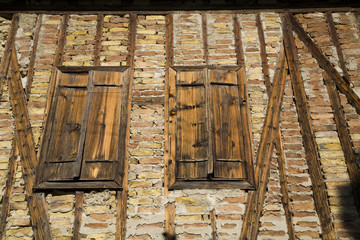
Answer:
1;10;360;240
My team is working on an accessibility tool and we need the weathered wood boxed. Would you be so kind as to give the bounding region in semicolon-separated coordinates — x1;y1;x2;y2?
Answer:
73;191;84;240
256;13;271;94
93;14;104;66
324;73;360;216
25;14;43;99
0;140;18;240
241;44;287;240
165;202;175;240
202;12;209;64
288;13;360;114
0;14;19;97
233;14;245;66
8;47;52;240
282;14;336;239
164;13;174;196
210;209;217;240
355;12;360;34
325;11;351;85
171;180;254;190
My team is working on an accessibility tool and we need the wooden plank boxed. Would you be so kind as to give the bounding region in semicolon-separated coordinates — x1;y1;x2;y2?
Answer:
25;14;43;99
164;202;175;240
324;73;360;216
241;44;287;240
355;12;360;34
164;13;174;196
325;11;351;85
0;14;19;97
202;12;209;64
282;14;336;239
210;209;217;240
288;13;360;114
94;14;104;67
73;191;84;240
233;14;244;66
0;140;18;240
8;47;52;240
256;13;271;94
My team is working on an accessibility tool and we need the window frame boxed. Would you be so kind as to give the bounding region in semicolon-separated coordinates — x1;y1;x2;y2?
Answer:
165;65;255;190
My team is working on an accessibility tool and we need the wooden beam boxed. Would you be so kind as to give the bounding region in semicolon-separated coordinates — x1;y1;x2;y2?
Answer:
8;47;52;240
325;11;351;85
233;14;245;66
25;14;43;99
355;12;360;34
288;13;360;114
256;13;271;94
324;73;360;216
282;14;336;239
0;14;19;97
241;45;287;240
202;12;209;64
73;192;83;240
54;14;69;66
93;14;104;66
0;140;18;240
210;209;217;240
165;202;175;240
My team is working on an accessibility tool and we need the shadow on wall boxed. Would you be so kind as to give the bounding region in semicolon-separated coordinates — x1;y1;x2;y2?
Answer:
163;233;176;240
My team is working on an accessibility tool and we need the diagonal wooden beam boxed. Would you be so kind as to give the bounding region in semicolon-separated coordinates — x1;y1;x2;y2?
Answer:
324;73;360;216
241;45;287;240
8;47;52;240
287;13;360;114
0;14;19;98
282;14;336;239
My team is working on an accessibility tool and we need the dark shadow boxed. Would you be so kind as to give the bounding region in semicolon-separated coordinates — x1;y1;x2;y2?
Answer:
163;232;176;240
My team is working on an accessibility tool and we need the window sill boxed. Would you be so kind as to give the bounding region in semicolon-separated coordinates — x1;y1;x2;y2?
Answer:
169;180;255;190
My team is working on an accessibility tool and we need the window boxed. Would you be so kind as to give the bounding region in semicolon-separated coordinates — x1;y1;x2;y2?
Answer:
35;66;131;190
166;66;255;189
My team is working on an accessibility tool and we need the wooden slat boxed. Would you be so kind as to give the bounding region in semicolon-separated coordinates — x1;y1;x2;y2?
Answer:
0;140;18;240
282;14;336;239
324;73;360;216
202;12;209;64
73;191;84;240
165;202;175;240
241;44;287;240
233;14;244;66
0;14;19;97
288;13;360;114
325;11;351;85
94;14;104;67
25;14;43;99
164;13;174;196
210;209;217;240
8;47;52;240
256;13;271;94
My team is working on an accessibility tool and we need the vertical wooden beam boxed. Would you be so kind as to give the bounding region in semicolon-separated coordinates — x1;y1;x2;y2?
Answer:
210;209;217;240
287;13;360;115
0;141;18;240
25;14;43;99
241;46;287;240
256;13;271;94
325;12;351;85
73;192;84;240
115;13;137;240
282;13;336;239
8;47;52;240
324;73;360;216
233;14;245;66
202;12;209;64
355;12;360;34
93;14;104;67
165;202;175;240
0;14;19;97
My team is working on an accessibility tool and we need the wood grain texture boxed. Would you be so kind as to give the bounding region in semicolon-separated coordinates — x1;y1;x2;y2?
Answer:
233;14;245;66
324;73;360;216
25;14;43;99
282;14;336;239
0;140;18;240
325;11;351;85
355;12;360;34
8;47;52;240
202;12;209;64
73;191;84;240
288;13;360;114
165;202;175;240
94;14;104;66
210;209;217;240
241;45;287;240
0;14;19;97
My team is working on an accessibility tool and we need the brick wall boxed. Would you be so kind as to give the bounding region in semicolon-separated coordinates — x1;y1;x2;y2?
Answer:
1;11;360;240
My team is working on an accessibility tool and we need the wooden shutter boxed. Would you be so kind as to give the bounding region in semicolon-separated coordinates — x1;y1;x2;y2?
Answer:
209;69;246;179
174;69;209;180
